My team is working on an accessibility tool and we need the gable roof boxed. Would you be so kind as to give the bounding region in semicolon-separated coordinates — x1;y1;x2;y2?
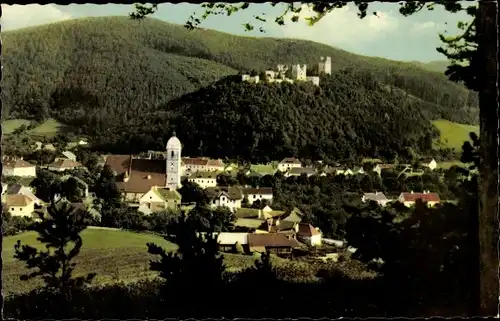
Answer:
400;192;441;203
181;157;209;166
3;158;35;169
105;155;132;176
205;186;242;200
363;192;389;202
248;233;301;248
61;151;77;160
153;187;182;201
49;159;83;169
298;223;321;236
235;218;266;229
282;207;304;223
5;194;34;207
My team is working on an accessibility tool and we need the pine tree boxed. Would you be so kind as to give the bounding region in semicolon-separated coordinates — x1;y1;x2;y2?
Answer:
13;201;96;301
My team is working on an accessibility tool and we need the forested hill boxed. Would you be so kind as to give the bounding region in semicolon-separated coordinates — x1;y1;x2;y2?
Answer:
2;16;478;155
165;71;440;163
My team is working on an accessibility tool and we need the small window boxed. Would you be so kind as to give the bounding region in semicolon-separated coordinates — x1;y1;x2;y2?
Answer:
11;207;14;211
213;200;216;204
171;151;175;158
253;195;256;199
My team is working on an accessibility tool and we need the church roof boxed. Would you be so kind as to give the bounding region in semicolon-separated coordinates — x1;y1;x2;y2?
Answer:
166;133;182;150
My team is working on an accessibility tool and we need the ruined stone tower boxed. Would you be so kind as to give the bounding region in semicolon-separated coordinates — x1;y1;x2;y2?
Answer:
318;56;332;75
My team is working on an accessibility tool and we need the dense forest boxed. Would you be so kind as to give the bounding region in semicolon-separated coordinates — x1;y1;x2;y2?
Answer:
2;16;479;159
166;72;451;162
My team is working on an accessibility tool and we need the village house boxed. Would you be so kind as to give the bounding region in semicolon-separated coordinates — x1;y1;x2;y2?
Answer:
373;164;395;176
240;187;273;205
139;186;182;212
398;191;441;207
333;167;354;176
5;194;36;217
47;159;84;172
181;157;224;174
234;206;285;232
4;184;43;206
187;171;218;189
361;192;390;207
216;232;249;253
278;157;302;172
285;167;316;177
297;223;322;247
2;157;37;177
55;151;77;162
43;143;56;152
247;233;302;255
420;157;438;171
205;186;243;212
281;207;304;223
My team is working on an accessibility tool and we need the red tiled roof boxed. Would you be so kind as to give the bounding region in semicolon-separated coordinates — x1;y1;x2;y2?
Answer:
298;223;321;236
117;158;167;194
105;155;132;176
5;194;34;207
3;158;35;168
206;159;224;167
248;233;301;248
182;157;208;166
400;192;441;203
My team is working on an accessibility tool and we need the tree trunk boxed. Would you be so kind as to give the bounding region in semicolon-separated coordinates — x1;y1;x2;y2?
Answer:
476;1;499;316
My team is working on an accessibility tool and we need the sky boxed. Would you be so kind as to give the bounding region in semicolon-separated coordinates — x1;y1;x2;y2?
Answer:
1;2;473;62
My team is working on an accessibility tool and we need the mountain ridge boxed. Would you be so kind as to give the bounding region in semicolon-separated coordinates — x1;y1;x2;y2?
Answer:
1;16;478;156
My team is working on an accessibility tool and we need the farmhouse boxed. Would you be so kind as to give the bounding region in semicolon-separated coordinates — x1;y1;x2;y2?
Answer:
248;233;302;255
240;187;273;205
2;157;37;177
278;157;302;172
182;157;224;173
55;151;77;162
205;186;243;212
187;171;218;189
139;186;182;212
398;191;441;207
361;192;390;207
298;223;322;247
48;159;83;172
5;194;35;217
5;184;43;206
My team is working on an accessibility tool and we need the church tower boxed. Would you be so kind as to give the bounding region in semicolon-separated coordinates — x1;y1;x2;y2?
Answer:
165;132;182;190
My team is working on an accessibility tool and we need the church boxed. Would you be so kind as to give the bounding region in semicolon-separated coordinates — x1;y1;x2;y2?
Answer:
105;133;183;203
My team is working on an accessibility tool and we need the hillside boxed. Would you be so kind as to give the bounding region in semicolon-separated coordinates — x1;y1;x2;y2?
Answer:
2;16;479;154
165;71;441;163
409;60;449;73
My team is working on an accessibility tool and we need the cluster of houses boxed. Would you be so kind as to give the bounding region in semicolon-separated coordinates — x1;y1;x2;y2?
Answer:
2;133;443;254
241;56;332;86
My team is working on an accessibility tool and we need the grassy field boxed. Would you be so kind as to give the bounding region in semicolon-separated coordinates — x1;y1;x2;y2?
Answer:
2;119;31;134
437;160;467;170
250;163;277;175
2;228;271;295
2;118;66;139
432;119;479;151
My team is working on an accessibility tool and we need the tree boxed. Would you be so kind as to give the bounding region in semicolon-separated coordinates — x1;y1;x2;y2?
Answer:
178;179;209;205
13;201;96;301
131;1;498;314
147;214;227;315
94;164;121;209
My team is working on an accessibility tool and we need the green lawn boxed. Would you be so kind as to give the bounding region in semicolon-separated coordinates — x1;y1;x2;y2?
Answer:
250;163;276;175
2;228;273;295
27;118;66;139
437;160;467;170
3;228;177;295
2;119;31;134
432;119;479;151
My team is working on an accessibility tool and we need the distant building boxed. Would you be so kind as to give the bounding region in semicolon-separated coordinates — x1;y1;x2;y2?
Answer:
278;157;302;172
361;192;389;207
398;191;441;207
2;157;37;177
5;194;35;217
187;171;218;189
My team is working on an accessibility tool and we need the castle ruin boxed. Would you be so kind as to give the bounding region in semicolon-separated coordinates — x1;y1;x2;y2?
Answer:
241;56;332;86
